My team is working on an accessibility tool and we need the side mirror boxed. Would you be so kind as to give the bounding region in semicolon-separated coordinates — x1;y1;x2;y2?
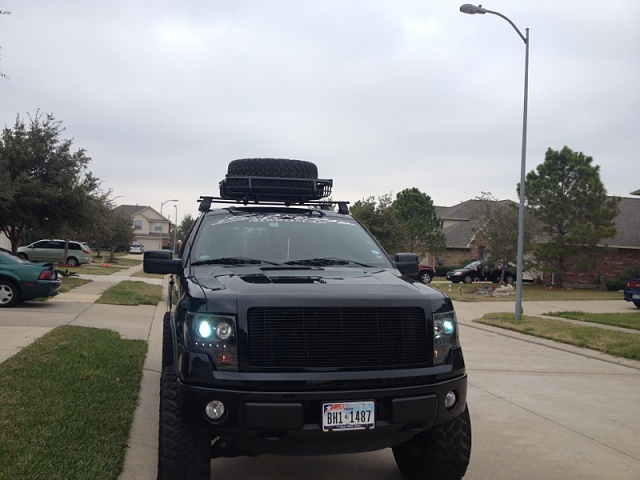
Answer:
143;250;182;275
391;253;419;277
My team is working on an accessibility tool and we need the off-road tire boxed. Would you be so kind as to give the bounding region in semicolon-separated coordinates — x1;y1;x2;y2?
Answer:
392;405;472;480
227;158;318;179
0;279;20;308
161;312;174;369
158;367;211;480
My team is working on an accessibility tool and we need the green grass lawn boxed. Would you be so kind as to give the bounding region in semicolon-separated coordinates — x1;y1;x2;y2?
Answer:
59;276;91;293
433;282;622;302
96;280;162;305
476;313;640;361
0;326;148;479
543;311;640;331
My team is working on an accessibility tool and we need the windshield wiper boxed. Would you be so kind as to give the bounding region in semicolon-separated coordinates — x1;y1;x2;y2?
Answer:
284;258;373;267
192;257;281;266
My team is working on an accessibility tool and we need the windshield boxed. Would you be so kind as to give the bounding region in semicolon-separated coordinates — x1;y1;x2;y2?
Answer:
464;260;483;269
190;212;393;268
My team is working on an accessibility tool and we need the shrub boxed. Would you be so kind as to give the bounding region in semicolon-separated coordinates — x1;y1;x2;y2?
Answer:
605;277;625;291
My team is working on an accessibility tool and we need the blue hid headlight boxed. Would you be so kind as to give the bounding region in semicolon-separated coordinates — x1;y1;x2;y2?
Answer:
185;313;238;371
433;311;459;365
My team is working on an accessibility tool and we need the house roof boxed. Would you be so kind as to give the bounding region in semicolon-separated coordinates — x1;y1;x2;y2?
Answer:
436;197;640;250
436;199;516;249
114;204;148;218
603;197;640;248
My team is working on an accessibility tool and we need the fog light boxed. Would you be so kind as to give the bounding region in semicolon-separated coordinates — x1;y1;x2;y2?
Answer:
444;391;457;409
205;400;225;420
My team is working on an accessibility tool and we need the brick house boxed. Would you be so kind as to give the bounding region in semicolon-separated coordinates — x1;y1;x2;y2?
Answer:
113;205;174;251
429;195;640;287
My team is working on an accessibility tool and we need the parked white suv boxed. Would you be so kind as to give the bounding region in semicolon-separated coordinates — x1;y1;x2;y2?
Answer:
17;239;93;267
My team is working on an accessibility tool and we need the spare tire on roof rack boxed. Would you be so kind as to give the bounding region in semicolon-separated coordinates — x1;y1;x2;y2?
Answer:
227;158;318;179
220;158;332;203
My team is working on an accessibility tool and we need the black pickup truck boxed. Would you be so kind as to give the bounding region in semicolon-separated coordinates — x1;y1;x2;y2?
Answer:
144;158;471;480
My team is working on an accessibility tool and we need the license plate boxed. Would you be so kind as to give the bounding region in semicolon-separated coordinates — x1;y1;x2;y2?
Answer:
633;294;640;300
322;401;375;431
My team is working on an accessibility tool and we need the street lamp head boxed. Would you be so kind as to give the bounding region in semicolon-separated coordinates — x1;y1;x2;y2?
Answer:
460;4;487;14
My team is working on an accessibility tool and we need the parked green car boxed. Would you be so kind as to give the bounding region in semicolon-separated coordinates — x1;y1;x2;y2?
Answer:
17;239;93;266
0;248;62;307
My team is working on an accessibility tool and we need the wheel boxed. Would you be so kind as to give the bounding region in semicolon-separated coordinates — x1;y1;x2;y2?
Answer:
0;279;20;308
161;312;174;369
503;274;515;284
66;257;79;267
392;405;472;480
227;158;318;179
633;301;640;308
463;275;473;284
17;253;28;260
420;272;432;283
158;366;211;480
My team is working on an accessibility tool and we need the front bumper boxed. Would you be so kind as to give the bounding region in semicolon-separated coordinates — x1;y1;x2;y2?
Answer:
177;371;468;457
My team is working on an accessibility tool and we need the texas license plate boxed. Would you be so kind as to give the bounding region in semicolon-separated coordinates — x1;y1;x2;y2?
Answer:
322;401;375;431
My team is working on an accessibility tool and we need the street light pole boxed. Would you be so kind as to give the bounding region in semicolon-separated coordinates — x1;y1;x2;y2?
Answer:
460;4;529;320
173;204;178;254
159;199;178;249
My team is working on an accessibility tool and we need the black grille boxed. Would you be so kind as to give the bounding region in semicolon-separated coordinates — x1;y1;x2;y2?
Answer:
248;307;429;369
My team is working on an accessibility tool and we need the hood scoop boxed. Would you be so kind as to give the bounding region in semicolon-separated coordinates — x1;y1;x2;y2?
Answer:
240;273;327;285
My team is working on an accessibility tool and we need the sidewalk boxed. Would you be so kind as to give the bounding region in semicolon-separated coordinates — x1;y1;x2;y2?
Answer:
51;262;163;303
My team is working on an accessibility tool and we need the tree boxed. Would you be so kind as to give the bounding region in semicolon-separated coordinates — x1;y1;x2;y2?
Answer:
392;188;445;254
0;111;101;252
174;214;196;245
524;146;620;287
350;193;404;254
471;192;543;283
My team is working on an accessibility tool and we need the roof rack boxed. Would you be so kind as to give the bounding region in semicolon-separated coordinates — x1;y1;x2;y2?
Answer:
198;196;350;214
219;174;333;204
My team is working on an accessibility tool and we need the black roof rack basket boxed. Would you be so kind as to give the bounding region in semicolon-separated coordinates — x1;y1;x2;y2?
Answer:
219;175;333;203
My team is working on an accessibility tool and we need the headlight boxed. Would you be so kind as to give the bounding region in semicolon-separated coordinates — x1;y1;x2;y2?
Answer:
452;271;462;276
433;311;459;365
185;313;238;371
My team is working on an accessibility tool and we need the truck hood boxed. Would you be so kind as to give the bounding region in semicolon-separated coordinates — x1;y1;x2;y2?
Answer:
189;264;437;300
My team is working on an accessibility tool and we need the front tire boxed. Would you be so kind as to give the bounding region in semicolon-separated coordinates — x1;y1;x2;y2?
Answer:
633;301;640;308
66;257;79;267
158;367;211;480
0;280;20;307
393;405;472;480
420;272;432;283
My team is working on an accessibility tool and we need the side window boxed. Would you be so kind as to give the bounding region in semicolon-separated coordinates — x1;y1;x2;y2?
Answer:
134;220;142;230
69;243;81;250
33;241;49;248
51;241;65;250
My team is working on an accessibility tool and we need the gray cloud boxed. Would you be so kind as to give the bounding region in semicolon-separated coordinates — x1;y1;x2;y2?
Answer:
1;0;638;221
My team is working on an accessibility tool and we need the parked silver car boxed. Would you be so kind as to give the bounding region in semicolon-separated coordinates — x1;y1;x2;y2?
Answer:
129;243;144;254
17;239;93;267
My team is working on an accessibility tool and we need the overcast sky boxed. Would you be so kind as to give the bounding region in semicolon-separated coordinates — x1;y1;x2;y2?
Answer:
1;0;638;222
